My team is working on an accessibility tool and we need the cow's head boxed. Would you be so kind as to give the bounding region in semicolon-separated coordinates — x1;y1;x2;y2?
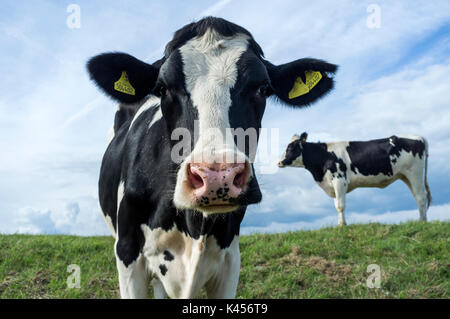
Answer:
278;132;308;168
87;17;336;215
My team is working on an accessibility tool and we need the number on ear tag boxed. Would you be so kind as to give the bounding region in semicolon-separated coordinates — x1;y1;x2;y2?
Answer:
114;71;135;96
288;71;322;99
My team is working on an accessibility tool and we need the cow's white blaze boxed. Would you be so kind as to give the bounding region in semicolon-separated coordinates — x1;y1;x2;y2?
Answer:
173;29;251;211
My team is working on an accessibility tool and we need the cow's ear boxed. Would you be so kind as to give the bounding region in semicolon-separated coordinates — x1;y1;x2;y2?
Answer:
87;52;159;104
265;58;337;107
300;132;308;143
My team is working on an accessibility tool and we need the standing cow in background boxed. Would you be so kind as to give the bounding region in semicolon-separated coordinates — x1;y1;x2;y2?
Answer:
87;17;337;298
278;132;431;226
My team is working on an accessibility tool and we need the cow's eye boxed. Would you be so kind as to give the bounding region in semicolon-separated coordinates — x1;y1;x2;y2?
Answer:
256;84;270;97
159;86;168;98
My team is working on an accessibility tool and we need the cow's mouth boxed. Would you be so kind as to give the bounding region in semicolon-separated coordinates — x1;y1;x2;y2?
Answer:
197;204;240;214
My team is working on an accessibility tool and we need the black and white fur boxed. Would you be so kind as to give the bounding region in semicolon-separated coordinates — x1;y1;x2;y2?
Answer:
87;17;337;298
279;132;431;226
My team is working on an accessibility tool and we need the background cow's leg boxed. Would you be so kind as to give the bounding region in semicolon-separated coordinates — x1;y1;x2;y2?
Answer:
151;278;167;299
403;173;428;222
115;250;149;298
205;237;240;298
333;179;347;226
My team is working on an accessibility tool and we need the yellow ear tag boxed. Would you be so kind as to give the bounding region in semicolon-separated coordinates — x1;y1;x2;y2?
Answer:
288;71;322;99
114;71;135;96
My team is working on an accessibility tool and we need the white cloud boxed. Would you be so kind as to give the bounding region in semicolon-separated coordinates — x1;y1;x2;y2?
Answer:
8;197;110;236
248;168;332;215
52;202;80;231
14;207;57;234
199;0;233;17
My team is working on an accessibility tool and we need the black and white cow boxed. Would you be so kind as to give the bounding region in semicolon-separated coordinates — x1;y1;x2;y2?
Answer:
87;17;337;298
278;133;431;226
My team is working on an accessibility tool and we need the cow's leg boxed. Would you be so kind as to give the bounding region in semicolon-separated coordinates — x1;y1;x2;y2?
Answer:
151;278;167;299
115;244;149;299
115;191;150;299
403;174;428;221
205;237;240;298
333;179;347;227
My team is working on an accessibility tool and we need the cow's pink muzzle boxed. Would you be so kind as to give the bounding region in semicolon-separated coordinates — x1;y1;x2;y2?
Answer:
187;162;250;207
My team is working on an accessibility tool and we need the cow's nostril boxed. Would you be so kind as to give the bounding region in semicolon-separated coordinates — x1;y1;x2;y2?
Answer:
188;166;204;189
233;172;246;188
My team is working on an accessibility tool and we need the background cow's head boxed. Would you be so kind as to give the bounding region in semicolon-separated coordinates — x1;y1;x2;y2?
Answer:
278;132;308;168
87;17;336;215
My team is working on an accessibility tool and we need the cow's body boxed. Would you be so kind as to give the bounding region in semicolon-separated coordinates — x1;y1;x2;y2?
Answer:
100;96;245;298
279;133;431;226
88;17;337;298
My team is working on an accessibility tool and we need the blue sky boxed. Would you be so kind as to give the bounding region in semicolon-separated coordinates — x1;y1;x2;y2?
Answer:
0;0;449;235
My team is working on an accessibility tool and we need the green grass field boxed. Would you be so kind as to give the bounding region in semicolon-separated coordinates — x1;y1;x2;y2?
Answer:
0;221;448;298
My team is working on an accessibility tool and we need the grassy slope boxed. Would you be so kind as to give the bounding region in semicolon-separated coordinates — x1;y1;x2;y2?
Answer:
0;221;448;298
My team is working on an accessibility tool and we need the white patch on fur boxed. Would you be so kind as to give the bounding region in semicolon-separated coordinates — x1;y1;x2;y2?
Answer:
317;170;337;197
204;235;240;298
115;180;125;239
389;138;395;147
100;181;124;239
114;180;151;299
173;29;251;211
326;142;350;160
398;134;423;141
140;224;240;298
107;126;115;145
129;96;160;130
102;214;116;238
290;154;305;167
117;180;125;214
115;251;149;299
149;106;162;128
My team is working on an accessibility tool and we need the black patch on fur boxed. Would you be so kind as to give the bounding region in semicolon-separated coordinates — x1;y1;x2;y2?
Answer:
159;264;168;276
280;140;303;166
114;107;136;132
163;250;174;261
282;140;347;182
302;143;347;182
346;136;425;177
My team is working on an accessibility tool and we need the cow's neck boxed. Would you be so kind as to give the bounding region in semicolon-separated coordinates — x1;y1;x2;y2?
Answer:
302;142;331;182
142;209;244;298
173;208;245;248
